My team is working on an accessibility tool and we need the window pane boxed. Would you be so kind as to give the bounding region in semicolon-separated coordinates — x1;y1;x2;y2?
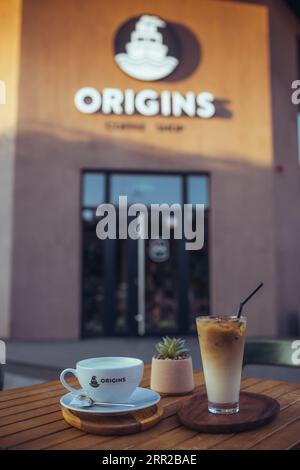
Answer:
145;238;179;334
187;175;210;331
187;176;209;208
82;173;105;207
81;215;105;336
110;174;182;206
188;210;210;331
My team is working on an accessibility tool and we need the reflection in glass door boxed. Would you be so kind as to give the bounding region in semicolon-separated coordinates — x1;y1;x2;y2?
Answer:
144;237;180;334
81;172;209;337
110;174;183;336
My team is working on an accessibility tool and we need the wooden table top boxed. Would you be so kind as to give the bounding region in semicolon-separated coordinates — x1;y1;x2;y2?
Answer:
1;366;300;450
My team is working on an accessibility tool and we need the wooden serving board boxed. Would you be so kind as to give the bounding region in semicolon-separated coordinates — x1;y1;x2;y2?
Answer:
178;392;280;433
61;403;163;436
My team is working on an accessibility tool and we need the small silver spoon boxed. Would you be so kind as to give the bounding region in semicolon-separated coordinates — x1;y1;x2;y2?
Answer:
70;394;136;408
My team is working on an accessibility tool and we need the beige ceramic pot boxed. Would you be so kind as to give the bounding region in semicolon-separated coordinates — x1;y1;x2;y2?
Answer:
150;356;195;395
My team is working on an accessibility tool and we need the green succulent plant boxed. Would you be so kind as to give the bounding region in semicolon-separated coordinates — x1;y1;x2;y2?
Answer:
155;336;190;360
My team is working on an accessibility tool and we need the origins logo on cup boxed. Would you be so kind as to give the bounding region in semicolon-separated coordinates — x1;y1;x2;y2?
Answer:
89;376;127;387
60;357;144;402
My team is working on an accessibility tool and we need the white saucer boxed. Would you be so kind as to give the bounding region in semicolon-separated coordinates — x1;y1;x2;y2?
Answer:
60;387;160;415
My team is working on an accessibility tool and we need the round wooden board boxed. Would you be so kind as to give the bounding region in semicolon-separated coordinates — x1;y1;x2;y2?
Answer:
61;403;163;436
178;392;280;433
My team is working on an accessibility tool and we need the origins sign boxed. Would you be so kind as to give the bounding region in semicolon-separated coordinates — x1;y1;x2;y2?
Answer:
74;14;216;119
74;87;215;118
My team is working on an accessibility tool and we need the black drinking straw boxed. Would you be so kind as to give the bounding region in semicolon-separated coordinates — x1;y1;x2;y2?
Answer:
237;282;263;318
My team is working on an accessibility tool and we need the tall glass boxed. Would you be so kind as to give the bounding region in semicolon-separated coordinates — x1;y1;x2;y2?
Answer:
196;315;246;414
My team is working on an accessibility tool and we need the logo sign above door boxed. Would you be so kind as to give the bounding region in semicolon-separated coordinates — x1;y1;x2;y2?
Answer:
114;14;179;81
74;14;217;119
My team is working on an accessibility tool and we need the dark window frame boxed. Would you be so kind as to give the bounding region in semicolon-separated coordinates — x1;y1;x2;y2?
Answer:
80;170;211;337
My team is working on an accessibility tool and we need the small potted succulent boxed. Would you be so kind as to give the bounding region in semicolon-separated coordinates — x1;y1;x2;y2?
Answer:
150;337;194;395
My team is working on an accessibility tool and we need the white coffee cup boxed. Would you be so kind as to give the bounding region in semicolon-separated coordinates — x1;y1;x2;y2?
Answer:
60;357;144;402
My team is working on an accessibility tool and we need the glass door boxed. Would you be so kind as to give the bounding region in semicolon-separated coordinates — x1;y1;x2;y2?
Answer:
110;174;183;335
81;172;210;337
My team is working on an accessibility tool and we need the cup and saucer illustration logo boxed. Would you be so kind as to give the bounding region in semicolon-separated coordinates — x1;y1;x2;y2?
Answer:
89;376;100;388
114;14;179;81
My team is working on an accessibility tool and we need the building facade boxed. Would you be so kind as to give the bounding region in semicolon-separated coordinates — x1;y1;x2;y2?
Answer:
0;0;299;339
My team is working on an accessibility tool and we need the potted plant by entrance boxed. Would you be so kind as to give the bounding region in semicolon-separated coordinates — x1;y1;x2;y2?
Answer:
150;337;194;395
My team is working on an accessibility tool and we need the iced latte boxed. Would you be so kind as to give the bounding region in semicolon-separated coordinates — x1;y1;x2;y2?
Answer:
196;315;246;414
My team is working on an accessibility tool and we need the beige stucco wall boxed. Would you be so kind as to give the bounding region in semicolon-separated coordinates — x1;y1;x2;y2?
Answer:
0;0;21;339
8;0;279;339
268;0;300;335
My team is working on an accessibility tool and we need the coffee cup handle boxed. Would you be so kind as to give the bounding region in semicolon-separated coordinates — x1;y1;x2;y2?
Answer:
60;368;78;393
